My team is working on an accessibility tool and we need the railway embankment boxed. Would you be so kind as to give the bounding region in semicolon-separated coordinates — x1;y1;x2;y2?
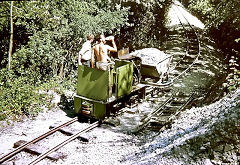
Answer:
0;88;240;164
0;1;239;164
124;88;240;164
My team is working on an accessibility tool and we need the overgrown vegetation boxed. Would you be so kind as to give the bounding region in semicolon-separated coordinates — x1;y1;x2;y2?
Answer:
184;0;240;53
182;0;240;92
0;69;40;120
117;0;172;51
0;68;60;121
0;0;129;121
0;0;173;121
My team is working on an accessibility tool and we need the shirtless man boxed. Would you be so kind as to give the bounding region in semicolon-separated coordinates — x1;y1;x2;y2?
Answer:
93;34;117;70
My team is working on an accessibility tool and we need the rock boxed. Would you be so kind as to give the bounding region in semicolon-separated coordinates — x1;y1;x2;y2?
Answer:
211;160;222;165
200;146;206;150
204;158;213;165
212;151;221;159
236;148;240;156
103;117;120;126
232;153;238;162
214;145;224;153
224;144;234;152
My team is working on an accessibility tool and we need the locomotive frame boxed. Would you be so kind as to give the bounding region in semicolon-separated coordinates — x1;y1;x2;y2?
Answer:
74;59;146;120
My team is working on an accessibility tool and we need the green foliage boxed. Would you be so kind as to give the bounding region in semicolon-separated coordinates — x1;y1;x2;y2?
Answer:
187;0;240;30
116;0;172;50
186;0;240;53
225;66;240;92
0;0;129;120
0;0;172;121
1;0;129;80
0;69;42;120
185;0;240;92
235;38;240;43
0;2;10;32
0;68;71;121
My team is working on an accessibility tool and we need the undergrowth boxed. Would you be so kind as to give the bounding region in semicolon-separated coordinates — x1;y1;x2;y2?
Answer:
0;69;75;123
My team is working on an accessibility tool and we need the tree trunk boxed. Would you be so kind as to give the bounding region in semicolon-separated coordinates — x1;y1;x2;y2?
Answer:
59;63;64;79
8;1;14;71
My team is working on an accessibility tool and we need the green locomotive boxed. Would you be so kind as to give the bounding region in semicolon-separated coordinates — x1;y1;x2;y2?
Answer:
74;59;146;120
74;48;172;120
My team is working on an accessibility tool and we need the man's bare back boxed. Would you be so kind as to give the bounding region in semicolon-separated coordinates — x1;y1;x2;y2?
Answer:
93;34;117;63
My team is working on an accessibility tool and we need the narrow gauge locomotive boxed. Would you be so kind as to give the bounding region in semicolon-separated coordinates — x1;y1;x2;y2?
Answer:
74;59;146;120
74;48;170;120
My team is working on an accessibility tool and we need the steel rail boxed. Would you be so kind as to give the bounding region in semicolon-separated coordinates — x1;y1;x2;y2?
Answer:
169;91;195;121
131;90;179;133
132;89;195;133
170;1;201;82
0;117;78;164
133;1;201;133
168;5;190;72
156;3;191;67
142;0;201;87
28;121;100;165
168;24;189;72
156;0;190;74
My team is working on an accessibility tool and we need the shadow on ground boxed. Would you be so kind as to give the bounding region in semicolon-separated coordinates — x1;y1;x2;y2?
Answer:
58;94;76;118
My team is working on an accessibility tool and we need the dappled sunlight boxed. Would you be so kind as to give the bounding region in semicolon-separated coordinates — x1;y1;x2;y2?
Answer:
194;68;216;76
124;90;240;163
168;0;205;29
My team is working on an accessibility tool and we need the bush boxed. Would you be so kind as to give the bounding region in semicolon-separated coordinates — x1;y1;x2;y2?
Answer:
186;0;240;53
6;0;129;81
0;69;42;120
0;0;129;121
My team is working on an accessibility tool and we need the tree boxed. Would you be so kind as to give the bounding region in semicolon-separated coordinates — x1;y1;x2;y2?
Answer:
8;1;13;71
2;0;129;81
0;0;129;120
186;0;240;54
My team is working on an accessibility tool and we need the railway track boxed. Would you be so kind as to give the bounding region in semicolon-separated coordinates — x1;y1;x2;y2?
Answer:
141;1;201;86
131;90;196;133
0;118;99;165
0;1;205;164
143;1;202;130
166;1;201;85
110;1;202;133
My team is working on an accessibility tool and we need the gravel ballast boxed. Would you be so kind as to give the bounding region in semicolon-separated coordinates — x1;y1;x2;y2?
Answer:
1;1;239;164
123;89;240;164
0;89;240;164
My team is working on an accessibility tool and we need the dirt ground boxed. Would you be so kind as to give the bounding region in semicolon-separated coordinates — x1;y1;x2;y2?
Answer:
1;1;239;164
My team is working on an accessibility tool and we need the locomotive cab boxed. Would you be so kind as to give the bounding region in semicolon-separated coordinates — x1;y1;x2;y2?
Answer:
74;60;145;120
